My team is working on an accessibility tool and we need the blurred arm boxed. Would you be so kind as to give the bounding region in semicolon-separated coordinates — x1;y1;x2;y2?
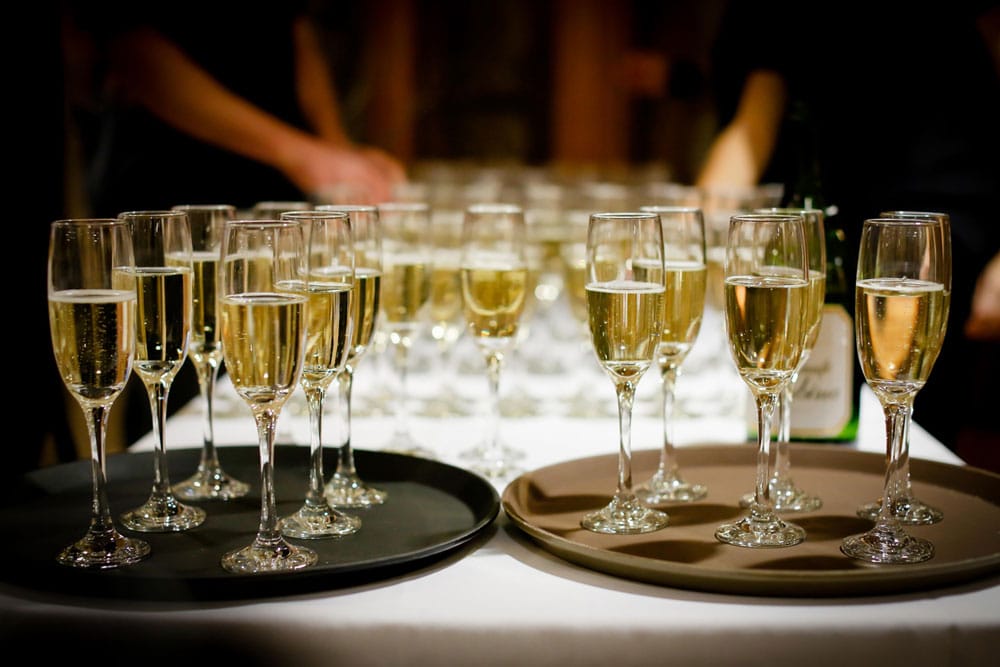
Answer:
695;69;787;189
966;251;1000;341
109;26;398;200
110;27;318;183
293;17;407;188
294;16;352;145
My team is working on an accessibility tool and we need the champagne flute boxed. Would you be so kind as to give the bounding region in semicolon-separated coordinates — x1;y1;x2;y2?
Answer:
459;203;530;480
277;210;362;538
219;219;315;573
738;207;826;513
421;207;472;417
170;204;250;501
581;211;669;534
842;216;949;563
319;205;388;508
635;206;709;504
118;210;206;533
47;219;151;568
854;210;951;525
559;210;616;418
716;213;809;548
376;201;434;457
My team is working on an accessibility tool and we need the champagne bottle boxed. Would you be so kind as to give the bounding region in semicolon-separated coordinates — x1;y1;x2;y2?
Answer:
746;98;862;442
788;205;860;442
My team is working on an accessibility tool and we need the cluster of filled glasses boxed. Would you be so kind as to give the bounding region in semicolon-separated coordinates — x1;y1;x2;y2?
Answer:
47;162;951;572
576;208;950;566
47;194;567;573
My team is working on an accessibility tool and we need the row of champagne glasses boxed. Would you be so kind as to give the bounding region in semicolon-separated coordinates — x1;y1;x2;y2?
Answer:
48;210;254;569
577;211;950;565
47;206;948;570
276;210;361;540
737;207;827;514
47;212;362;572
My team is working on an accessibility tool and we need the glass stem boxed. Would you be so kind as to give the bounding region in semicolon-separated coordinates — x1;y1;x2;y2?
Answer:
614;378;639;502
751;391;779;517
484;351;505;462
893;406;914;501
336;367;358;476
252;407;283;546
304;385;328;506
657;363;679;477
390;332;413;437
877;401;911;526
438;331;460;398
196;360;222;471
85;405;116;536
147;381;172;494
773;374;795;486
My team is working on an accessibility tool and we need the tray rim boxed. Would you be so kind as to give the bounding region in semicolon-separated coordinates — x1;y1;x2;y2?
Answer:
501;443;1000;597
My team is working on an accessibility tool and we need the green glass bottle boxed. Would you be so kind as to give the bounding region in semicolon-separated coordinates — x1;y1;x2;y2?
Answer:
787;205;861;442
759;97;861;442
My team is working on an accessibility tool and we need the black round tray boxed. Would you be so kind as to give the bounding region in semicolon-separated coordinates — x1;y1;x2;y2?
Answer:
0;446;500;601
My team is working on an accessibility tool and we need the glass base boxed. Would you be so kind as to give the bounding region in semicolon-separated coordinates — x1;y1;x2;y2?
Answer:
325;472;387;508
636;470;708;504
57;529;151;569
279;503;362;539
841;525;934;564
120;494;206;533
221;538;318;574
173;466;250;501
739;482;823;514
856;496;943;525
581;495;669;535
715;511;805;548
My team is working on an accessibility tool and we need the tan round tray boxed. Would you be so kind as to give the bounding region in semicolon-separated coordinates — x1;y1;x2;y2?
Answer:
501;444;1000;597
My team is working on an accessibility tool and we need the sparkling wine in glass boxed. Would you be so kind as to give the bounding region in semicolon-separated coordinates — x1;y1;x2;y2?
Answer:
716;213;809;548
420;207;472;418
170;204;250;501
219;219;316;573
854;210;952;526
459;203;530;480
635;206;709;504
319;205;388;508
559;210;616;418
841;216;948;564
47;218;151;568
277;210;362;539
581;211;670;534
377;201;434;457
738;207;826;513
118;210;206;533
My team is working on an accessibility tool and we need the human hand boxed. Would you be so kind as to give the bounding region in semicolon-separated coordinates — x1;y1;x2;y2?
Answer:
965;252;1000;341
283;139;402;204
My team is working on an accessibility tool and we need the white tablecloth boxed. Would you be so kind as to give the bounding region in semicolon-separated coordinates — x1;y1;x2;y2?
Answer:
3;332;996;667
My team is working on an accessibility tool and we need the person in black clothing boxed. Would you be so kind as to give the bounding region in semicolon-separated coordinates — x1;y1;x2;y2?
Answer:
696;1;1000;462
65;1;407;447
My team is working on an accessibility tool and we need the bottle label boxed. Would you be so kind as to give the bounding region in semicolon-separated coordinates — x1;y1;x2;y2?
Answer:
791;304;854;438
